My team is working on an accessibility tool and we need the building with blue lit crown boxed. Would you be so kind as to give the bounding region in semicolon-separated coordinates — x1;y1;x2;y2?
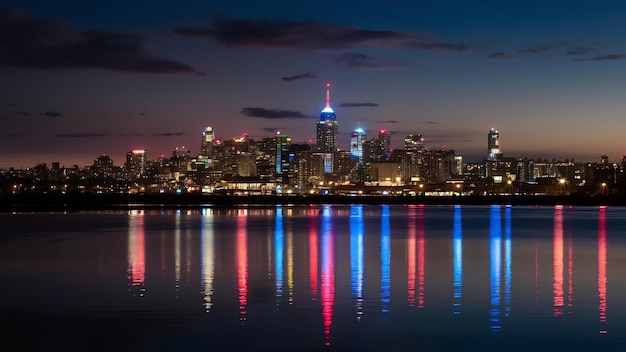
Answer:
316;84;339;152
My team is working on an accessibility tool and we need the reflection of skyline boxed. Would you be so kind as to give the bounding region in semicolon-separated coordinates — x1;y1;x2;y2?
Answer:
599;206;607;334
453;205;462;315
127;210;145;296
381;205;390;315
321;206;335;347
122;205;621;343
237;209;248;324
350;205;364;320
201;208;214;313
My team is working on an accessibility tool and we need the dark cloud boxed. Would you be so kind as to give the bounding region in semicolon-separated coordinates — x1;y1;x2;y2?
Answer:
340;102;379;107
417;121;438;124
406;41;469;52
378;120;399;123
566;44;603;55
334;52;410;69
487;41;603;59
573;54;626;61
120;133;143;136
152;132;185;136
174;15;420;50
281;72;317;81
16;111;31;116
56;133;108;138
40;111;62;117
241;107;313;119
0;10;205;75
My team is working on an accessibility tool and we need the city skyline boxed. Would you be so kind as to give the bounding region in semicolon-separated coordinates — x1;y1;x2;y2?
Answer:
2;0;626;168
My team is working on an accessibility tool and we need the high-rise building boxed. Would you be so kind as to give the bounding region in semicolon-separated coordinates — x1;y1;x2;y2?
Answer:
275;132;292;183
316;83;339;152
125;150;148;179
200;126;215;157
488;128;502;160
350;127;366;162
378;129;391;155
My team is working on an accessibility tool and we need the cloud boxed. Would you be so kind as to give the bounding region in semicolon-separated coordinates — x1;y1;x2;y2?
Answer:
40;111;62;117
16;111;31;116
120;133;143;136
0;10;205;76
334;52;410;69
487;41;604;59
573;54;626;61
281;72;317;81
174;15;420;50
262;127;286;132
417;121;438;124
56;133;108;138
340;102;379;107
152;132;185;136
241;107;313;119
378;120;399;123
406;41;469;52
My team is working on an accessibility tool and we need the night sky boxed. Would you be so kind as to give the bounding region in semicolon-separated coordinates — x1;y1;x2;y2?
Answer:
2;0;625;169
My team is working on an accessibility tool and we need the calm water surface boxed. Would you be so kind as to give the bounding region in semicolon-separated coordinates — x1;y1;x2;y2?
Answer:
1;205;626;351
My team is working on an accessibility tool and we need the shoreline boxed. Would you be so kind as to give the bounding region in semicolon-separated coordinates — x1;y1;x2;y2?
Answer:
1;193;625;211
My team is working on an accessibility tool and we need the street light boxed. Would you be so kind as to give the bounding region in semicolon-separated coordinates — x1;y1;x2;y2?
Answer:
601;182;607;195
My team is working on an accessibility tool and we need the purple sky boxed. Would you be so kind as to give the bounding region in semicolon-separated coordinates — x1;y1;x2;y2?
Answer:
2;0;626;168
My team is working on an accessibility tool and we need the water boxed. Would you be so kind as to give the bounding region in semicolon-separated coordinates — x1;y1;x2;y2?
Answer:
1;204;626;351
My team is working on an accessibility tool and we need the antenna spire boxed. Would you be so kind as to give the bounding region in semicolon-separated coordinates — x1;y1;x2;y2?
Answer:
325;83;331;108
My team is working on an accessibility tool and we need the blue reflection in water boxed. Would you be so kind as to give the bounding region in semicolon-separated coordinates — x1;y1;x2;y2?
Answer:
201;209;214;313
490;205;502;332
381;205;391;315
453;205;462;315
350;205;364;320
504;205;512;316
275;205;284;300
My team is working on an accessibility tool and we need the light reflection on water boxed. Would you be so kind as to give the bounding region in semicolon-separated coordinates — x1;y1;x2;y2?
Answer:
2;205;626;351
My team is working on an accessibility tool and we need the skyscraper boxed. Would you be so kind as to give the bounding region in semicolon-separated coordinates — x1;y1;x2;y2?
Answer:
200;126;215;157
316;83;338;152
350;127;366;162
488;128;502;160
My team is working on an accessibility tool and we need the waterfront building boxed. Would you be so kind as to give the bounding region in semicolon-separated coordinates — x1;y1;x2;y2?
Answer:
125;150;148;179
316;83;339;153
488;128;502;160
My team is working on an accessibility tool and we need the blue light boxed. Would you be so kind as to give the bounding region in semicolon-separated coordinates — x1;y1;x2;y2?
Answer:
381;205;390;315
275;206;284;298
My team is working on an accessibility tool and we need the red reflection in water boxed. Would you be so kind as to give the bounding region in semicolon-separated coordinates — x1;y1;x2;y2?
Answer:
417;205;425;308
553;206;564;316
599;206;607;332
237;213;248;324
128;211;145;289
309;209;319;300
407;206;417;307
321;217;335;346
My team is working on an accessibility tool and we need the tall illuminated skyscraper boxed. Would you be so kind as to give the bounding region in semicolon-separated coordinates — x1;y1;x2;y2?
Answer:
316;83;339;152
200;126;215;157
350;127;366;162
488;128;502;160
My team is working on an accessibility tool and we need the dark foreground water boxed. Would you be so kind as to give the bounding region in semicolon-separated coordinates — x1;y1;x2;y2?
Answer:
1;204;626;351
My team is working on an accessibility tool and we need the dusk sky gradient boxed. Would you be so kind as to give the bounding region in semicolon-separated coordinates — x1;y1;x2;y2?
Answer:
2;0;626;168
